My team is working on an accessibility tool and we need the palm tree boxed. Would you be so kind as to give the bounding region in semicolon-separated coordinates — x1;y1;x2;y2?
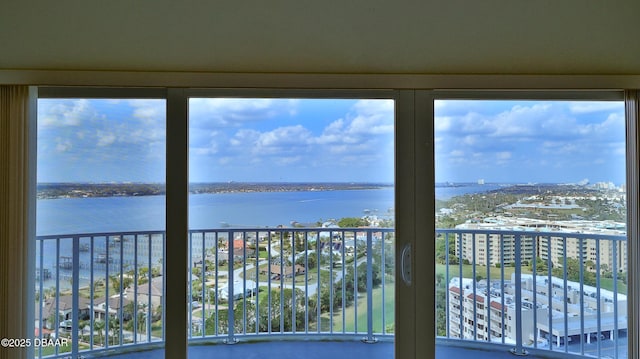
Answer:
153;304;163;322
136;303;148;335
93;319;105;346
110;275;121;295
108;319;120;345
92;279;104;298
78;319;89;341
44;287;56;299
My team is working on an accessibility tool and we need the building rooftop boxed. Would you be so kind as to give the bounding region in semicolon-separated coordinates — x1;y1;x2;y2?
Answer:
456;216;626;236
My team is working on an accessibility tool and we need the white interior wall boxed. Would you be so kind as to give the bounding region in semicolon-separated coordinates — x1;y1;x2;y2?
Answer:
1;0;639;76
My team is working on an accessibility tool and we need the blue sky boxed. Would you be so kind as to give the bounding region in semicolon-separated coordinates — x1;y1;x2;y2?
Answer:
37;98;395;183
38;99;167;183
37;98;625;185
435;100;626;185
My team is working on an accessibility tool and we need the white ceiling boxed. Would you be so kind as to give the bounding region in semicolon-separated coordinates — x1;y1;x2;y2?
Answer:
1;1;640;75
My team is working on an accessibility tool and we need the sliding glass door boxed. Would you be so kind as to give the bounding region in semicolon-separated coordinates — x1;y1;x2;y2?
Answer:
432;94;629;359
186;95;396;347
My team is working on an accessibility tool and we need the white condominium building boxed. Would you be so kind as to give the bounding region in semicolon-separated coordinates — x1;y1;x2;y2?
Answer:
447;275;627;347
448;277;544;344
453;217;626;273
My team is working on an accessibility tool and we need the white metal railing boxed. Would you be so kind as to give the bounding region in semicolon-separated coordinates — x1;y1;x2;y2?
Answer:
36;227;625;358
35;231;166;358
34;228;394;358
186;228;394;343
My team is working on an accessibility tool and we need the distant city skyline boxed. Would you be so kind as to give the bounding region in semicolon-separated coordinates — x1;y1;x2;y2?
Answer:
37;98;625;185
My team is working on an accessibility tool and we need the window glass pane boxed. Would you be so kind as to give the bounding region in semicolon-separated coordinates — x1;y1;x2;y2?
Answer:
187;98;396;343
434;100;627;359
36;99;166;356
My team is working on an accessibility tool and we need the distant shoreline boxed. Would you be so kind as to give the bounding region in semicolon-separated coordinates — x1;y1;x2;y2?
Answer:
36;182;393;200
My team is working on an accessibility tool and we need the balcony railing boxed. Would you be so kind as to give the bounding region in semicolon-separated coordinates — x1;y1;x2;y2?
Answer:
34;228;395;358
35;227;628;358
436;228;628;359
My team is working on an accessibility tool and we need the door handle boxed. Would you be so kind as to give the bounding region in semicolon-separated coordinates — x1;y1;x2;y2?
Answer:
401;243;412;286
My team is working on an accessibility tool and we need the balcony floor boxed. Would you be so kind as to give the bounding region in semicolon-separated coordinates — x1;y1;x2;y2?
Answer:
103;340;394;359
97;339;585;359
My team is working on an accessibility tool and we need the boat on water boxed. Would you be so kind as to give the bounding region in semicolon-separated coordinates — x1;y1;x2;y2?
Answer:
95;253;113;264
58;256;72;269
36;268;51;280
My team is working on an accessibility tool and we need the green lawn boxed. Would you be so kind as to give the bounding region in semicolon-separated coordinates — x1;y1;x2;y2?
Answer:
39;341;89;356
436;263;515;281
330;283;395;333
594;277;627;294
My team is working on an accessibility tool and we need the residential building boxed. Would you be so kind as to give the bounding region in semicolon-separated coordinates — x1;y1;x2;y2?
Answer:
455;217;627;272
93;296;133;321
448;278;544;345
448;275;627;348
125;275;164;309
35;295;90;330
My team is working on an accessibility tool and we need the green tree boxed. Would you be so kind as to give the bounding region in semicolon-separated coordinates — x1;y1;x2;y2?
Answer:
296;252;317;269
109;275;132;295
153;304;163;322
93;319;105;346
138;267;149;285
338;217;369;228
78;319;89;340
294;233;304;253
529;257;548;273
108;319;120;345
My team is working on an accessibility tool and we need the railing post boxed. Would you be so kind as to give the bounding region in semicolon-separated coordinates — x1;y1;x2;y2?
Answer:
72;236;80;357
225;231;238;344
37;239;44;359
363;230;378;343
510;234;527;356
613;238;619;359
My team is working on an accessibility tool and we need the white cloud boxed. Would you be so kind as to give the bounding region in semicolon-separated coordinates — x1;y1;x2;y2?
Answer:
254;125;312;155
569;101;623;114
435;100;626;183
192;146;218;156
314;100;393;162
129;99;165;123
434;116;452;132
188;98;394;181
347;100;394;135
230;129;260;147
38;99;96;128
189;98;298;128
353;99;393;114
55;138;72;152
276;156;302;165
96;131;116;147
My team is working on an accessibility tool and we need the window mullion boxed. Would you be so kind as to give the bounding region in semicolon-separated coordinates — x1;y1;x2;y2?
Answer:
165;88;189;359
625;90;640;359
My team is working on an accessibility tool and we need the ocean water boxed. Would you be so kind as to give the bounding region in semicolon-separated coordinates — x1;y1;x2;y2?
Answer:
435;183;504;200
35;185;498;290
37;185;508;236
36;188;396;289
37;188;396;236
